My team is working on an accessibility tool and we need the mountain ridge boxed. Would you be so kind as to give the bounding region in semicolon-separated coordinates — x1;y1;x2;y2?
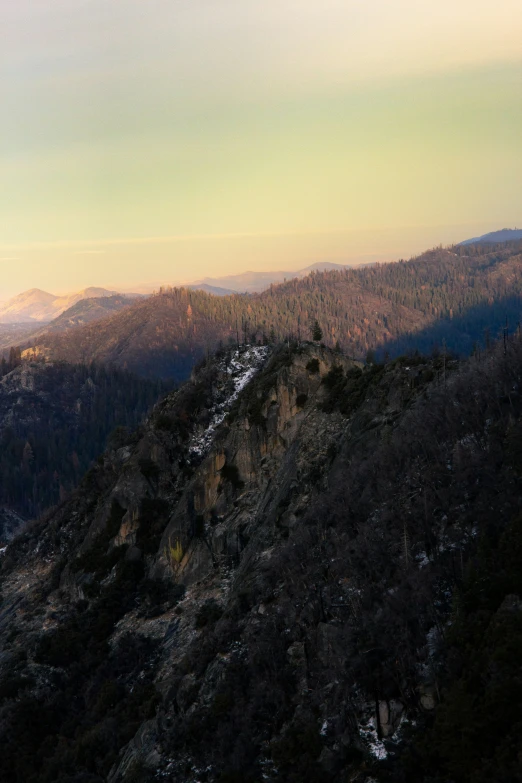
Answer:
0;296;139;357
189;261;353;293
459;227;522;245
18;240;522;380
0;286;142;324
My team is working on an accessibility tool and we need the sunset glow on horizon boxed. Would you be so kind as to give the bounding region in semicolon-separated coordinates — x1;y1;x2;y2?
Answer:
1;0;521;298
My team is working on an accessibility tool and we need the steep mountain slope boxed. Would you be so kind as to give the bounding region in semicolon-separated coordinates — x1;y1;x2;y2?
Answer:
0;508;25;547
1;338;522;782
0;359;164;536
24;240;522;380
0;286;137;324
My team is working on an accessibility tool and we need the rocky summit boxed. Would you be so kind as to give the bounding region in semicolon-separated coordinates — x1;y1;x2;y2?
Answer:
1;338;522;783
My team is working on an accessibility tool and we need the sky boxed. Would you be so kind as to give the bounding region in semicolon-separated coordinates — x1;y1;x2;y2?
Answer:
1;0;521;298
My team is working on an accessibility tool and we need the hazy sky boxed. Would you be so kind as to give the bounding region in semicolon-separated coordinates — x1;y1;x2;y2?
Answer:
1;0;521;297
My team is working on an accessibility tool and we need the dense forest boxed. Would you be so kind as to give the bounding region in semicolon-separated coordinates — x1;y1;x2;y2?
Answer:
0;356;165;526
23;239;522;379
0;333;521;781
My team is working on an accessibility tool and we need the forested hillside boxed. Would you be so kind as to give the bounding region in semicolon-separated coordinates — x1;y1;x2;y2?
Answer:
23;239;522;379
0;335;521;781
0;323;41;356
37;295;136;334
0;356;164;532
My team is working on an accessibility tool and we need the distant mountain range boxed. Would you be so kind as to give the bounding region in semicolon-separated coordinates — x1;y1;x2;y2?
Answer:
188;283;238;296
0;265;351;324
0;264;359;353
33;295;137;334
0;295;141;356
16;239;522;380
4;235;522;378
459;228;522;245
188;261;353;294
0;286;142;324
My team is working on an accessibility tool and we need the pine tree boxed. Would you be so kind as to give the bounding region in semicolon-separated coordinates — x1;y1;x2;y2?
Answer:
311;320;323;342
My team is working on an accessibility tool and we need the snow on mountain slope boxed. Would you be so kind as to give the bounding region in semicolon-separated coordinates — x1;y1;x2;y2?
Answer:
189;345;269;457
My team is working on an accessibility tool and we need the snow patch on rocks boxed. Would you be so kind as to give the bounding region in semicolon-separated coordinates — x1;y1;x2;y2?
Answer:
189;345;269;459
359;714;388;760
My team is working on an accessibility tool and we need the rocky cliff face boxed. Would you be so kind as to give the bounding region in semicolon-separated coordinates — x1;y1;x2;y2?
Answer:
1;339;522;783
154;344;357;586
0;507;26;547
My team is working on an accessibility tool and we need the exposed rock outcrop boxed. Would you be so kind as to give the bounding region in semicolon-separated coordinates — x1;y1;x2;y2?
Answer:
2;338;522;782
